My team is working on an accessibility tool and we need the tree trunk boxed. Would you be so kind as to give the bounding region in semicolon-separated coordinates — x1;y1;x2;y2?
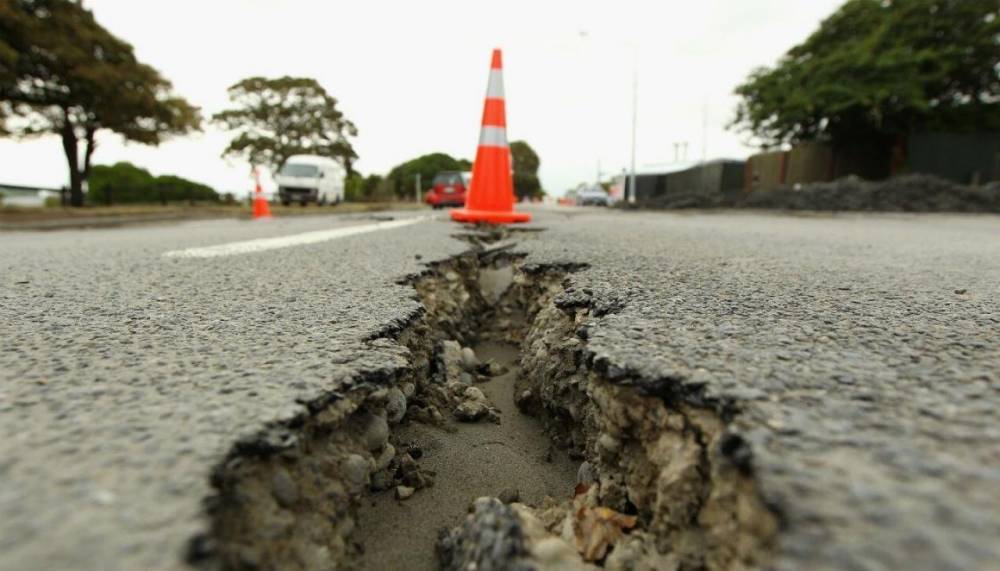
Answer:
59;110;84;207
82;126;96;183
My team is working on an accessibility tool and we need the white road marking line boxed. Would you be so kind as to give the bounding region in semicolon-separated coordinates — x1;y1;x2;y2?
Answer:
162;216;432;259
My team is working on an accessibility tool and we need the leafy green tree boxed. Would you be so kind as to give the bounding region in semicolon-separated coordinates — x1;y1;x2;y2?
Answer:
344;173;364;202
510;140;544;199
88;162;153;204
732;0;1000;149
151;175;218;204
0;0;202;206
88;161;218;204
345;172;386;202
213;77;358;175
385;152;471;199
363;174;385;201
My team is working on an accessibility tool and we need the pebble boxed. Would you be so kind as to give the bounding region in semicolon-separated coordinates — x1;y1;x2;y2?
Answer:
360;411;389;451
271;467;298;507
385;388;407;424
370;470;393;492
396;485;415;500
498;488;520;504
461;347;480;370
463;387;487;403
375;443;395;471
397;453;435;489
454;400;488;422
342;454;370;493
597;433;621;456
577;461;597;485
440;341;465;383
604;538;642;569
533;537;582;567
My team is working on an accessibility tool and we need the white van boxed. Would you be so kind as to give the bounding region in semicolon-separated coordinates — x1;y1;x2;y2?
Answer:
275;155;345;206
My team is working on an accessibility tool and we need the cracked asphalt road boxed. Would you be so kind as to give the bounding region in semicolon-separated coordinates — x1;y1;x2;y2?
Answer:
2;207;998;570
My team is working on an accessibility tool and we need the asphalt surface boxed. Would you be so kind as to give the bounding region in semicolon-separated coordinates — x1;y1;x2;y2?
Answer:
2;206;999;570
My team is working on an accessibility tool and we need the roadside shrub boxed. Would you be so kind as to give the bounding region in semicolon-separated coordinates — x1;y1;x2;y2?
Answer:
344;173;364;202
88;162;219;204
344;173;387;202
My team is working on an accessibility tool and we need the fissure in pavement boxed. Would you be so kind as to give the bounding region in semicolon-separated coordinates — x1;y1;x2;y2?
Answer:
195;231;777;570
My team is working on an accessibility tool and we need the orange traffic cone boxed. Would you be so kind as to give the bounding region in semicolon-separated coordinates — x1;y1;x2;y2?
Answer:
451;49;530;224
252;167;272;220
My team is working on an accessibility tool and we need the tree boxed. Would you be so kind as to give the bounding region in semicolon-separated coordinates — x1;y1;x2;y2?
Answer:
88;161;153;204
0;0;201;206
213;77;358;175
345;172;385;202
87;161;218;205
384;152;471;199
731;0;1000;150
510;140;544;199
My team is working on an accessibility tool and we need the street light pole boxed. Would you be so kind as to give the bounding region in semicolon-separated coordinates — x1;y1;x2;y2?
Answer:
628;47;637;204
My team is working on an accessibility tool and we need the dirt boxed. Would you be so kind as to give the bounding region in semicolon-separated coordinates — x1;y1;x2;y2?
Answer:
740;174;1000;212
352;340;578;570
631;174;1000;212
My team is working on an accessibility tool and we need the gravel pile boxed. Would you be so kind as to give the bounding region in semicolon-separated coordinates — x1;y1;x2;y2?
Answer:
742;174;1000;212
630;174;1000;212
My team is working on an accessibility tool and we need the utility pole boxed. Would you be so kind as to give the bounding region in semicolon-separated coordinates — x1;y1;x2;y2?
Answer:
415;173;421;204
628;47;637;204
701;99;709;163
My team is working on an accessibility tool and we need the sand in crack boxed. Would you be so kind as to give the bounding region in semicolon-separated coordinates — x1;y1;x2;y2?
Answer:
352;340;578;570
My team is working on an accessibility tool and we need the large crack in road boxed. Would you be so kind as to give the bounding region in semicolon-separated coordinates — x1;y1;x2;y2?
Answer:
5;210;997;570
197;229;777;570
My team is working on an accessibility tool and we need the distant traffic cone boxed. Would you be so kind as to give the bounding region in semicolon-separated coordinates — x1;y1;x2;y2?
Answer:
451;49;530;224
252;167;272;220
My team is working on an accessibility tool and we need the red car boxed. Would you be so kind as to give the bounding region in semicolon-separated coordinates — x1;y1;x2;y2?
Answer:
424;171;471;209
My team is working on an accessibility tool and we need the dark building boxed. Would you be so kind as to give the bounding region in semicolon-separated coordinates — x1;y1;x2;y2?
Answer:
622;160;746;206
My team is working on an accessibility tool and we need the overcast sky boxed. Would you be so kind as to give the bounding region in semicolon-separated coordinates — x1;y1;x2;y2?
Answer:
1;0;844;196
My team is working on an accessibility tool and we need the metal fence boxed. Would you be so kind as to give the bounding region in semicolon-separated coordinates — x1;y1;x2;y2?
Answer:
908;133;1000;184
744;132;1000;191
625;160;746;205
